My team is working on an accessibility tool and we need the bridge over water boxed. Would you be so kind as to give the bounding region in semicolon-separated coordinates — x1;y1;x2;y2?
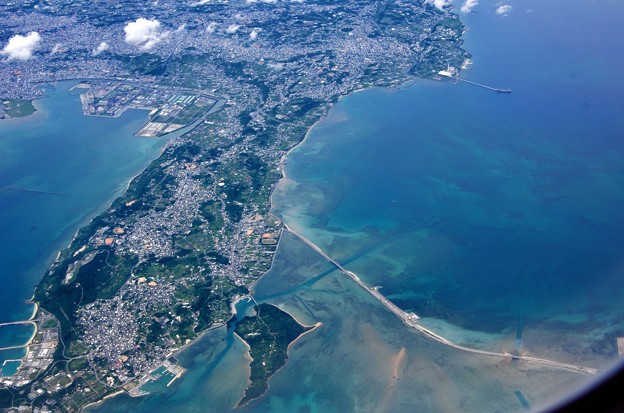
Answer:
284;227;598;376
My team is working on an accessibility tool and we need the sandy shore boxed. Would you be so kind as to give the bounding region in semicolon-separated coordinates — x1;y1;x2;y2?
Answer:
389;347;407;386
28;302;39;321
24;323;38;349
234;309;322;408
276;117;323;183
0;98;45;123
232;332;254;408
81;389;125;412
0;319;38;350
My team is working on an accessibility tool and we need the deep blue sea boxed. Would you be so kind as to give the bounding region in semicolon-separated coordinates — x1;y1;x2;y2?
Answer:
0;82;167;368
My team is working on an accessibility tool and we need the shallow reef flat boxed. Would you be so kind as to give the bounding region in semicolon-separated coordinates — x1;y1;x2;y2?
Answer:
248;232;589;413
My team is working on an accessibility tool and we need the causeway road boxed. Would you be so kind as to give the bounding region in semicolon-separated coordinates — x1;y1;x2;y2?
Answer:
284;227;598;376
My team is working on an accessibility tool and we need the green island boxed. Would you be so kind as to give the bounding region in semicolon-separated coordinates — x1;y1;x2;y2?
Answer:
234;303;314;405
0;99;36;119
0;0;469;410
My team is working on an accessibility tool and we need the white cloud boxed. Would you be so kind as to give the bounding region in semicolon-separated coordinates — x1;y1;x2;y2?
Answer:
225;24;241;34
460;0;478;13
92;42;109;56
1;32;41;61
124;18;170;50
250;29;259;41
246;0;278;4
50;43;62;54
206;23;217;33
426;0;451;11
496;4;512;15
176;24;186;33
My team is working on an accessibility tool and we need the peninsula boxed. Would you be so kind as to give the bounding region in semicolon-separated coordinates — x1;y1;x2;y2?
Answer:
0;0;469;410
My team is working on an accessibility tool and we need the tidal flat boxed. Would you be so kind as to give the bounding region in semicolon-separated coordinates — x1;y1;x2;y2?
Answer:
91;231;588;413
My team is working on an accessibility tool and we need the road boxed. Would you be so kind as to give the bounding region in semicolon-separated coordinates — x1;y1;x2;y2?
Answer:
284;227;598;376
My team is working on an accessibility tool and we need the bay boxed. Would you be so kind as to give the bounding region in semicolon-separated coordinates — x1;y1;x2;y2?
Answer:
273;0;624;367
84;0;624;411
0;81;167;361
91;231;587;413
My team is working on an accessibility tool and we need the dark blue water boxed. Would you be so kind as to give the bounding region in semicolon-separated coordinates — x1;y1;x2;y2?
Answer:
0;82;166;357
274;0;624;356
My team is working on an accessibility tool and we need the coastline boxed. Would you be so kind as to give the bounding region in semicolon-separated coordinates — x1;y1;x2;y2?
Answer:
253;107;338;295
23;322;38;350
233;303;322;408
6;70;449;410
243;321;322;406
232;331;254;408
277;116;325;182
81;389;125;412
2;80;163;328
0;99;43;123
0;320;37;350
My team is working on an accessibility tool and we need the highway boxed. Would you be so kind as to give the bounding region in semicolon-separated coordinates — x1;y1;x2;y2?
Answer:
284;227;598;376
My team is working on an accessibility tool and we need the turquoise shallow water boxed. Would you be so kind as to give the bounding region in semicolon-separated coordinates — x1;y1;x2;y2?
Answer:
12;0;624;410
0;360;21;377
92;0;623;411
91;231;587;413
273;0;624;363
0;82;166;356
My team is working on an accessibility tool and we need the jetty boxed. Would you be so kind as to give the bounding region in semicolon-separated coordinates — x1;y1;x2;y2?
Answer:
284;227;597;376
0;320;36;328
7;187;70;197
0;344;31;351
438;70;512;94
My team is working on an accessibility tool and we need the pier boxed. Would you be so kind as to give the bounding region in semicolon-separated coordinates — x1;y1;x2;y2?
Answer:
456;77;512;93
284;227;597;376
0;320;36;328
0;344;31;351
7;187;70;197
438;70;512;94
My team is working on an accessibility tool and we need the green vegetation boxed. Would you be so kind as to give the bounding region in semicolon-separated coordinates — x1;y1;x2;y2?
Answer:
3;99;36;118
68;358;88;372
40;319;59;329
1;0;469;408
234;304;313;405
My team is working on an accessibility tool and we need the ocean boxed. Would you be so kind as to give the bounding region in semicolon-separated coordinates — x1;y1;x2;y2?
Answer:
273;0;624;363
0;81;167;369
4;0;622;410
91;0;623;412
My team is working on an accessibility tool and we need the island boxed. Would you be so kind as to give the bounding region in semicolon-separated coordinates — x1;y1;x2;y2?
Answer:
0;99;36;119
233;303;316;405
